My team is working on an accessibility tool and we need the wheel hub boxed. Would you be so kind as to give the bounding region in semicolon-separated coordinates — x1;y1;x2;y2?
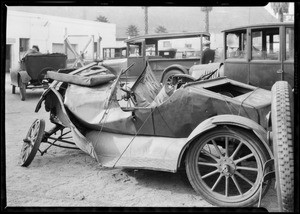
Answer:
218;157;236;176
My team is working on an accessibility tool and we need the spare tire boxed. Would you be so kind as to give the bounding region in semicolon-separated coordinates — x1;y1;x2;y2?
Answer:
271;81;294;212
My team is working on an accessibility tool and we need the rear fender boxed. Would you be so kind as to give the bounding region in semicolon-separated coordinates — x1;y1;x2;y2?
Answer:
177;114;273;169
160;64;188;82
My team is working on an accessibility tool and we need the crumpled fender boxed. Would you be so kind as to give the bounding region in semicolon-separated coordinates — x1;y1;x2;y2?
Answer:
35;86;98;160
18;70;31;84
35;87;72;128
177;114;273;169
160;64;188;82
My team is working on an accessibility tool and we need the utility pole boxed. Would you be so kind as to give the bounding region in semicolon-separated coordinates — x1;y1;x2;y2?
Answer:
142;7;149;34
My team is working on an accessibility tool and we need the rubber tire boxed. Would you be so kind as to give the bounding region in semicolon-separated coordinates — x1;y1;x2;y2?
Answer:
12;85;16;94
271;81;294;212
162;70;183;85
19;119;45;167
185;126;271;207
18;78;26;101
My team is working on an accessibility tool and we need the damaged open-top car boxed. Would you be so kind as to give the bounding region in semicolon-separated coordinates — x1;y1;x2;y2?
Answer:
19;61;294;211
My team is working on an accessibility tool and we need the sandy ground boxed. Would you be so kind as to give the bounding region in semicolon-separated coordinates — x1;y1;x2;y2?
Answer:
4;73;279;211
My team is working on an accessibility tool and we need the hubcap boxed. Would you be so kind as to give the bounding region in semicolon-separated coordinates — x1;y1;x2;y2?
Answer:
218;157;236;176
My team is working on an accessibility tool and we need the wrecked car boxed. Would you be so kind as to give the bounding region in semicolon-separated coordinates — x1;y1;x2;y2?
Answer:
19;62;294;211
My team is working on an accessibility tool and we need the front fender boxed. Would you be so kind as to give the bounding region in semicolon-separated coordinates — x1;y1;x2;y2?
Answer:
177;114;273;169
35;87;72;128
160;64;188;82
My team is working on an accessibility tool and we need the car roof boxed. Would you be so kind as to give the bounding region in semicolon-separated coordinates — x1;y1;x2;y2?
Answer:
221;22;294;32
125;31;210;43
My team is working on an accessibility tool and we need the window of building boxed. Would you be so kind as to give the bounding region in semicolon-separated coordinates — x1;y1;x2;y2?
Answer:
185;43;192;48
52;43;64;53
251;28;279;60
163;41;171;48
286;27;294;60
19;38;30;59
53;43;78;60
19;38;29;52
225;30;246;59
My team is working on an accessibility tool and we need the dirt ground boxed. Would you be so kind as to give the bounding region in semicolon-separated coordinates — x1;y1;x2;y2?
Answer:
4;73;279;211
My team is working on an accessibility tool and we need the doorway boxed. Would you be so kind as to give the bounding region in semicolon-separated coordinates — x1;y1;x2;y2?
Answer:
6;44;12;73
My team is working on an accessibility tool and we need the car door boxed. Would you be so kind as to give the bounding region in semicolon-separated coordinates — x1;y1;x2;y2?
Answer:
126;42;146;78
249;27;282;90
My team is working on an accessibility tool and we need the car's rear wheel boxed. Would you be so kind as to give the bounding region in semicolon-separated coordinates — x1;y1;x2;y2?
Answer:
12;85;16;94
162;70;183;85
18;78;26;101
185;126;271;207
271;81;294;212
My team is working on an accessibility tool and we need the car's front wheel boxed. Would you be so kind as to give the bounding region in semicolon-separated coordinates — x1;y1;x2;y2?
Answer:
161;70;183;85
185;126;271;207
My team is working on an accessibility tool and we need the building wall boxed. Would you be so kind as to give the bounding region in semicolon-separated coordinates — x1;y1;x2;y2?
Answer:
6;10;117;71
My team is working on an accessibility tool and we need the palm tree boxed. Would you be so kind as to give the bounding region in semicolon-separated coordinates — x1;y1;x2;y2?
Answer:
155;25;168;33
126;25;139;37
95;15;109;23
201;7;213;33
142;7;149;34
271;2;289;22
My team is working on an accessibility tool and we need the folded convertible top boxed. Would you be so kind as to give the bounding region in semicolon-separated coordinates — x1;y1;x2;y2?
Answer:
47;71;116;87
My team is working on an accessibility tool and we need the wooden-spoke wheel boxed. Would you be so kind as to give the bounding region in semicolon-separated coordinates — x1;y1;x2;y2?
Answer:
185;126;270;207
162;70;182;86
12;85;16;94
271;81;294;212
19;119;45;167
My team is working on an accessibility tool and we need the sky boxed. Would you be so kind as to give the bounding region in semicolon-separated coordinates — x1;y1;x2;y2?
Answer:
7;3;294;38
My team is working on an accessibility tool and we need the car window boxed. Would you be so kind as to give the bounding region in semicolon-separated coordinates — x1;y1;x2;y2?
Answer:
286;27;294;60
251;28;279;60
103;48;115;59
225;30;246;59
146;44;156;56
128;44;141;57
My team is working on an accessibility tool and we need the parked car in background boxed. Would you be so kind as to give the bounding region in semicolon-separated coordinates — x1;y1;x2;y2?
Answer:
189;22;294;90
103;46;127;60
100;31;210;84
10;53;67;101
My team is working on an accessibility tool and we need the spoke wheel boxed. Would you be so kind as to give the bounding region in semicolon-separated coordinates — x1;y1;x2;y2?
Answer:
162;70;182;86
19;119;45;167
18;78;26;101
271;81;294;212
185;126;270;207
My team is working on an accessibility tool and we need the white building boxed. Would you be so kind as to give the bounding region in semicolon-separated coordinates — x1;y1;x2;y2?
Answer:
6;10;117;72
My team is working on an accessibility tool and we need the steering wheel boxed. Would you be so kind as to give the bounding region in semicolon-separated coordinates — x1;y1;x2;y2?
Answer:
120;86;137;103
105;63;135;107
